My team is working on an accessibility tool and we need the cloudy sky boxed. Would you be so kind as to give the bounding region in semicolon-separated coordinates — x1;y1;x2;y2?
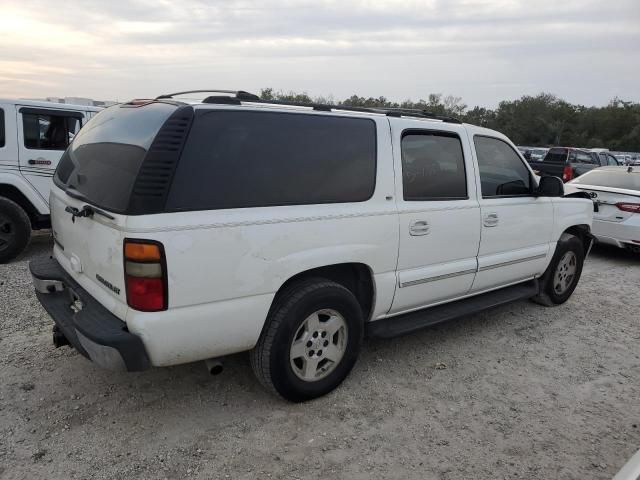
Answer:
1;0;638;107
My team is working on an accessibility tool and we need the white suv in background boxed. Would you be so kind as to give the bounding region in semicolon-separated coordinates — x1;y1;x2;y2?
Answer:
30;90;594;402
0;99;101;262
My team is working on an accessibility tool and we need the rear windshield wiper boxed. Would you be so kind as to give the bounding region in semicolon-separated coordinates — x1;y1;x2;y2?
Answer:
64;204;115;222
63;187;115;221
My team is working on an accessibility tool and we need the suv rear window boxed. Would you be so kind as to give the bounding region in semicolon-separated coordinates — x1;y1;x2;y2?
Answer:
54;103;177;212
166;110;377;211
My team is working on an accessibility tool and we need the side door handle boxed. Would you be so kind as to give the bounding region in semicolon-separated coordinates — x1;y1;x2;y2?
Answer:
483;212;499;227
409;220;430;236
28;157;51;166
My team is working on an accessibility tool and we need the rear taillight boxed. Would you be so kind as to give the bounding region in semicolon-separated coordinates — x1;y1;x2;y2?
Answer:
562;165;573;182
124;240;167;311
616;202;640;213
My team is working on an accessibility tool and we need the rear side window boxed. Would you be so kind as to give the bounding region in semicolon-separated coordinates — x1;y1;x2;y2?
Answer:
606;155;619;166
572;151;597;165
0;108;5;147
23;112;81;150
474;136;531;197
167;111;377;211
544;149;568;163
54;103;178;212
401;131;467;200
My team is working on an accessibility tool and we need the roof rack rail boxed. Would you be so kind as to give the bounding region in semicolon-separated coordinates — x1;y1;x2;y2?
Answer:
155;89;260;101
155;89;462;123
243;98;462;124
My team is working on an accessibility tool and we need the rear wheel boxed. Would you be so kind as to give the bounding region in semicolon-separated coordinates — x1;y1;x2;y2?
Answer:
534;234;585;305
0;197;31;263
250;278;363;402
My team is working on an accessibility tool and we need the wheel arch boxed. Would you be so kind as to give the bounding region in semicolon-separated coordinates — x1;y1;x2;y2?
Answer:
562;224;594;254
0;176;50;229
271;262;376;323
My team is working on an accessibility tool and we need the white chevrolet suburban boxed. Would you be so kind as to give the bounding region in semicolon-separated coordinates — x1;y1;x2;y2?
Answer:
0;99;101;262
30;90;594;402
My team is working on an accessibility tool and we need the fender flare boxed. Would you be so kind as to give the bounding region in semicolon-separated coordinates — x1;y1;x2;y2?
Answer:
0;172;49;215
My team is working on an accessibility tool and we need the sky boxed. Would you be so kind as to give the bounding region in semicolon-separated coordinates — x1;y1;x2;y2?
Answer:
0;0;639;108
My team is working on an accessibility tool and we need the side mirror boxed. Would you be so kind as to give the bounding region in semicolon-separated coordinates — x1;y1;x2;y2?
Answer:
536;176;564;197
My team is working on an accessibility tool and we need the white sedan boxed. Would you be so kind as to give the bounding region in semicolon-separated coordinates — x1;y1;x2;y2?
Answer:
565;166;640;253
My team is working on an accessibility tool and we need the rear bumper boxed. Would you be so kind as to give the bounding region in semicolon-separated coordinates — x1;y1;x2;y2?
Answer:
592;219;640;249
30;256;150;371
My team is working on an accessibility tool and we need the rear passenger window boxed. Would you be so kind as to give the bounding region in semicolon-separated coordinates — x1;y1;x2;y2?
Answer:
401;131;467;200
167;111;377;211
23;112;81;150
474;136;531;197
0;108;4;147
574;151;597;164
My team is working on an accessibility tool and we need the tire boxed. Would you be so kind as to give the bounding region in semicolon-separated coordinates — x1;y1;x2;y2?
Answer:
0;197;32;264
534;234;585;306
250;278;364;402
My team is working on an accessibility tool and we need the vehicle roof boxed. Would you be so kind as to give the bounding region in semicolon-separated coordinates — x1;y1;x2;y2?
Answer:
130;92;511;140
192;101;484;130
0;98;102;111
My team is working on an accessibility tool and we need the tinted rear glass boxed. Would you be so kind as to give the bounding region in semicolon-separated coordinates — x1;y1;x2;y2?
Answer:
54;103;177;212
544;149;567;163
401;131;467;200
572;170;640;191
166;110;377;211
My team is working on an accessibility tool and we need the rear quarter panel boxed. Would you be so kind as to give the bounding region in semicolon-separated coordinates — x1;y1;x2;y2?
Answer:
123;116;399;365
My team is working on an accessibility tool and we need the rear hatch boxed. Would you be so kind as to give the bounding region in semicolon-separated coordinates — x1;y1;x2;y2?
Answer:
51;102;182;320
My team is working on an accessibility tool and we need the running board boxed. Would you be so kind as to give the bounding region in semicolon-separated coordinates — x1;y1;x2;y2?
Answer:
366;279;540;339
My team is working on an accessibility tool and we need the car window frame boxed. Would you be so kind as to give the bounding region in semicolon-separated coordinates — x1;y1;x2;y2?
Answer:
473;134;535;199
400;128;469;202
165;109;379;212
20;107;84;151
573;151;597;165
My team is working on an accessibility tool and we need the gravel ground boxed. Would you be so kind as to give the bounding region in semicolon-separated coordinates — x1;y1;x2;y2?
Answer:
1;234;639;480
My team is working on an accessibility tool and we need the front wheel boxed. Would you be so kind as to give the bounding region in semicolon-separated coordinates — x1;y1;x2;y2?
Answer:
250;278;363;402
535;234;585;305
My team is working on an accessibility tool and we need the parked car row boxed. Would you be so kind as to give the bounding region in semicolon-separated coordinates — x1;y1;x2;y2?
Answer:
525;147;618;182
1;90;636;402
518;146;549;162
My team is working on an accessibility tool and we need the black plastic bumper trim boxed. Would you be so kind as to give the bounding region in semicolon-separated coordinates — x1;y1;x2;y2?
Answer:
30;255;151;371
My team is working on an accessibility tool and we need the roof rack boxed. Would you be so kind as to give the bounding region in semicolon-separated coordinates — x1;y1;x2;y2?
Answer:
154;89;462;124
155;89;260;101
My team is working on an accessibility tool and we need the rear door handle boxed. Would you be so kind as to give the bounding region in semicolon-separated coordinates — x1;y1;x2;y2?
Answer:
409;220;430;236
483;213;499;227
28;157;51;166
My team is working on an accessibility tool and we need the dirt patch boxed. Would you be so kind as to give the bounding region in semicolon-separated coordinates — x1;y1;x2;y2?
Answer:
1;237;639;479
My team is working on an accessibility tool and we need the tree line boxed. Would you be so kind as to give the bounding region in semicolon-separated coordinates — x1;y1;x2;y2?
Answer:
259;89;640;152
